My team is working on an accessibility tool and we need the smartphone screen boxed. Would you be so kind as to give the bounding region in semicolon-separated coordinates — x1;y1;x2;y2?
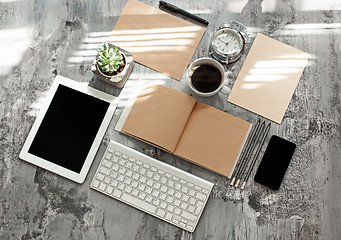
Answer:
254;135;296;190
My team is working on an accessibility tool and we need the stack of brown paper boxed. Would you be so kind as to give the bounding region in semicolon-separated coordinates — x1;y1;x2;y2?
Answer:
120;84;252;178
109;0;206;81
228;33;309;124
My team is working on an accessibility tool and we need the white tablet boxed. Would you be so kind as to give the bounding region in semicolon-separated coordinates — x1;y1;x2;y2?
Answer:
20;75;118;183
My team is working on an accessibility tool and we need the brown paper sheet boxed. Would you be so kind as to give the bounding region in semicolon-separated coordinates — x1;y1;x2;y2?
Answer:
122;84;196;152
174;102;251;177
227;33;309;124
109;0;206;81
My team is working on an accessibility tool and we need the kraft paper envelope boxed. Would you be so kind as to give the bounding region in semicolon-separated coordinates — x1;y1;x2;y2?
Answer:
117;82;252;178
228;33;309;124
109;0;206;81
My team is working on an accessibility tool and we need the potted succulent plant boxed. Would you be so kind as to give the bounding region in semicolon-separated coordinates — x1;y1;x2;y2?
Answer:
96;43;126;77
92;42;133;88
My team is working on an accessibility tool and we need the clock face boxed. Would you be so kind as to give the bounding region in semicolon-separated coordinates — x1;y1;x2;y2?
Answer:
212;28;243;56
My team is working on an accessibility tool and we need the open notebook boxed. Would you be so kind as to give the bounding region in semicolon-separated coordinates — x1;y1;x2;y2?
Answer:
116;82;252;178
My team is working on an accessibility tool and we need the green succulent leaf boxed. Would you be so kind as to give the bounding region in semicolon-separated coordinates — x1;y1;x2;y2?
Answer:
96;43;124;74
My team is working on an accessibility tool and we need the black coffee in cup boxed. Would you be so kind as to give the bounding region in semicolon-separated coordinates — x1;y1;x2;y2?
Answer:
191;64;222;93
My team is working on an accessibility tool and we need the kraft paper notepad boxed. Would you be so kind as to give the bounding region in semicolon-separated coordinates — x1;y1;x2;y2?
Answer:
228;33;309;124
108;0;206;81
115;82;252;178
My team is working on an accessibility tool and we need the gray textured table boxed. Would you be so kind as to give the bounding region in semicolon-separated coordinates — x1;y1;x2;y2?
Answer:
1;0;340;239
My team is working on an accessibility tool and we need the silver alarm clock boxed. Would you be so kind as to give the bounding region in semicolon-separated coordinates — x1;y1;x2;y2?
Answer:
209;20;249;64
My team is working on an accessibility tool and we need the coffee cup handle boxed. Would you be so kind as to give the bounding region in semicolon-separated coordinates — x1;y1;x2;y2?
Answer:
219;72;231;95
220;85;231;95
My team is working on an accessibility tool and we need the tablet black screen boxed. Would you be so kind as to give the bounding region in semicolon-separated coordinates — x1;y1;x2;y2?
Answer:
28;85;109;173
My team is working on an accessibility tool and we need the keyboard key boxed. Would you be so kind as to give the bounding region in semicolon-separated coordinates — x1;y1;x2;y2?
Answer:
118;159;126;166
181;194;189;202
131;189;139;197
181;202;188;210
172;176;179;181
189;197;196;205
174;183;181;190
153;174;160;181
196;192;206;201
152;190;160;197
160;202;167;209
156;209;166;218
112;164;119;171
145;195;153;203
105;153;112;160
160;186;168;193
174;192;182;199
99;167;111;176
125;186;132;194
146;171;153;178
113;189;122;198
188;189;196;197
96;173;105;181
138;192;146;200
152;199;160;206
112;156;119;163
118;183;125;190
160;193;166;201
104;176;111;184
121;193;157;214
102;159;112;168
167;205;174;212
146;179;154;187
132;173;140;180
106;186;113;194
110;171;118;179
166;196;174;204
202;188;209;194
126;170;133;178
99;183;107;191
188;205;195;213
132;181;138;188
181;186;189;193
165;212;173;221
145;187;152;194
139;176;147;183
167;180;174;188
181;210;197;222
167;188;175;196
117;174;124;182
153;182;161;190
138;184;146;191
92;179;100;188
114;151;121;156
139;168;147;175
111;180;118;187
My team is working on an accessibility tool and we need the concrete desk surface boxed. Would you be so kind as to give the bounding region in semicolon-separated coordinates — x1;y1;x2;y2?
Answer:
0;0;340;239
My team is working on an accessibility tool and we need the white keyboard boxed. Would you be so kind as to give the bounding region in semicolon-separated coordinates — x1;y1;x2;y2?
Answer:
91;140;214;232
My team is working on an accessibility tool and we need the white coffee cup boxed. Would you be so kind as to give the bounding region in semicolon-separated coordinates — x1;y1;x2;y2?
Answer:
186;57;231;97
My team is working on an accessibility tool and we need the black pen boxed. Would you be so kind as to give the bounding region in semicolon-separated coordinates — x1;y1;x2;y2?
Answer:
159;1;209;26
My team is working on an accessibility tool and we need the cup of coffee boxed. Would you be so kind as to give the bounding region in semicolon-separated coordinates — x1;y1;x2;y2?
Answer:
186;57;231;97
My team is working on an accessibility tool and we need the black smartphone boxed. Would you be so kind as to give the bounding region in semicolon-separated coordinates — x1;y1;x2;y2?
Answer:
254;135;296;190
